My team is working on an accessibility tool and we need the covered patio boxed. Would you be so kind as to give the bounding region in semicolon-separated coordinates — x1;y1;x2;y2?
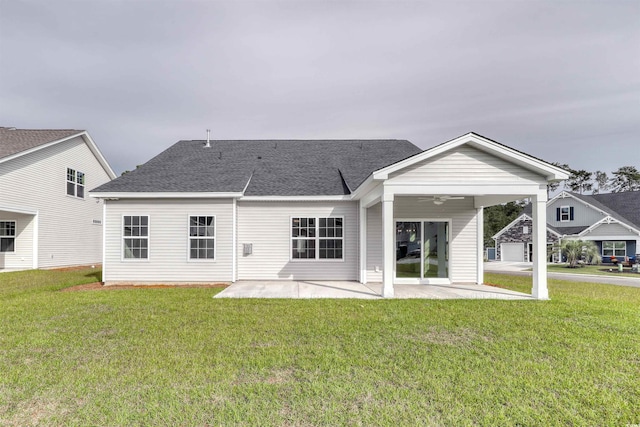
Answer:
215;280;533;300
352;133;570;299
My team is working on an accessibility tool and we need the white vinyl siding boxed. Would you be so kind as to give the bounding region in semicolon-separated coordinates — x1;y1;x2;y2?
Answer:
0;136;111;269
237;201;358;281
387;146;544;184
104;199;232;283
0;212;34;269
547;199;606;228
392;197;478;283
588;222;635;237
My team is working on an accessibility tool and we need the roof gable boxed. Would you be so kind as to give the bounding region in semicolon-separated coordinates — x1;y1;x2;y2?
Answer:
551;191;640;230
373;132;569;181
0;127;116;179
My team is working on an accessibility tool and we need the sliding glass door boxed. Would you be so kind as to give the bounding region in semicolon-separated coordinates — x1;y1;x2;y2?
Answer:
396;220;449;282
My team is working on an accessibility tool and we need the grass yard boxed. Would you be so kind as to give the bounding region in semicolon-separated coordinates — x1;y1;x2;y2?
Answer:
545;263;640;278
1;268;639;426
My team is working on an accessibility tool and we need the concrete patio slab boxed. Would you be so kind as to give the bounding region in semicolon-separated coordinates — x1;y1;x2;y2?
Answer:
215;281;534;300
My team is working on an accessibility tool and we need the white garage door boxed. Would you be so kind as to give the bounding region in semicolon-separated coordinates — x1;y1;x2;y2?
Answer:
501;243;524;262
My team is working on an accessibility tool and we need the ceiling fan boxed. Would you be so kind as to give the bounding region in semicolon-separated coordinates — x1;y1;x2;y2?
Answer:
418;196;465;205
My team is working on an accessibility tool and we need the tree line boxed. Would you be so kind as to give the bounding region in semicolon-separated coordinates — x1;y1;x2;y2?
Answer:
548;164;640;196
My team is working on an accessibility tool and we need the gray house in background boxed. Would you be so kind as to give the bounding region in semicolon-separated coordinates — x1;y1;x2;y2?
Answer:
493;191;640;262
0;127;115;270
90;133;568;299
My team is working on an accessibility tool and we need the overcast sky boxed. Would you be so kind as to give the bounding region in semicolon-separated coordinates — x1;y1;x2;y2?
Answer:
1;0;638;176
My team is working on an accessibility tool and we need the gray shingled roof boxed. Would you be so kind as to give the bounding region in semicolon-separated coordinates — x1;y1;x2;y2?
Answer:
572;191;640;229
92;139;422;196
0;127;83;159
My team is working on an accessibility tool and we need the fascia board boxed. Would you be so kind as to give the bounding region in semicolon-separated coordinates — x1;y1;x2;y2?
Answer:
0;205;38;215
350;175;376;200
239;195;352;202
81;132;117;179
89;192;244;199
492;213;531;239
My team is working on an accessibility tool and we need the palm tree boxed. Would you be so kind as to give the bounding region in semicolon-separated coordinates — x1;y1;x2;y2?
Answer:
560;240;601;268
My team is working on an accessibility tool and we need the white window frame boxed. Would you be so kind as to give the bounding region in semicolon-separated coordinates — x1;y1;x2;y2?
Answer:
0;220;16;253
66;167;85;199
602;241;626;257
187;215;216;262
560;206;571;222
290;216;344;262
121;215;149;261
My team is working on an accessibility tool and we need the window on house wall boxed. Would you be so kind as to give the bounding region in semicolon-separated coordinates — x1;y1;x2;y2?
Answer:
189;216;215;260
0;221;16;252
123;216;148;259
602;241;626;257
292;217;343;260
67;168;85;198
558;206;574;222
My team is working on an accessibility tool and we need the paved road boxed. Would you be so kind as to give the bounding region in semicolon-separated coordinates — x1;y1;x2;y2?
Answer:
484;262;640;288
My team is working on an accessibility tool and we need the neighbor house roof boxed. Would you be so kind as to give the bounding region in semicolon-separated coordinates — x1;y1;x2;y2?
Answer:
0;127;83;159
91;139;422;196
509;191;640;238
569;191;640;229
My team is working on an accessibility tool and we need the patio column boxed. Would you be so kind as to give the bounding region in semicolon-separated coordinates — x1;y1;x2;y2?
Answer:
532;191;549;299
382;192;395;298
476;206;484;284
359;201;367;284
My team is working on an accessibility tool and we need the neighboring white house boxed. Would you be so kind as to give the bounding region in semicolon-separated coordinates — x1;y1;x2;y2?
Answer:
0;127;116;270
90;133;569;299
493;190;640;263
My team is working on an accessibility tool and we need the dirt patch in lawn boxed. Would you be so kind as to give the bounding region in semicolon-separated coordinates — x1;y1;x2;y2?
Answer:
61;282;229;292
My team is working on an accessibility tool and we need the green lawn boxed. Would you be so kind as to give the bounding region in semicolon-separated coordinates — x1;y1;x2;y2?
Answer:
546;263;640;278
1;268;639;426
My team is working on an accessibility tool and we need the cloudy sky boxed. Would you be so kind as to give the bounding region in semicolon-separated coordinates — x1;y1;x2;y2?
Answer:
1;0;638;176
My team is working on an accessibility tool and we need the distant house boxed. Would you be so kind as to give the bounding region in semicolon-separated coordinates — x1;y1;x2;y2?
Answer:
493;191;640;263
0;127;116;270
90;133;568;299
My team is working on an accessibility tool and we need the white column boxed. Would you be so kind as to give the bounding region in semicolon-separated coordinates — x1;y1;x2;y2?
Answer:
382;192;395;298
532;191;549;299
476;206;484;284
232;198;237;282
32;211;39;270
359;201;367;284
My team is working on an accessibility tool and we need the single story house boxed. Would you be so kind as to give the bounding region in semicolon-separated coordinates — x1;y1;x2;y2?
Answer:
90;132;569;299
493;190;640;263
0;127;116;270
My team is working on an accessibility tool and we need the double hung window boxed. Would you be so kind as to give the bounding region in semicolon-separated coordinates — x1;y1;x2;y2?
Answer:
189;216;215;260
292;217;343;260
67;168;85;198
123;216;148;259
0;221;15;252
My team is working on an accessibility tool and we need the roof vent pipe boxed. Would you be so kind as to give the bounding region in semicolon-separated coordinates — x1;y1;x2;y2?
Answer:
205;129;211;148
